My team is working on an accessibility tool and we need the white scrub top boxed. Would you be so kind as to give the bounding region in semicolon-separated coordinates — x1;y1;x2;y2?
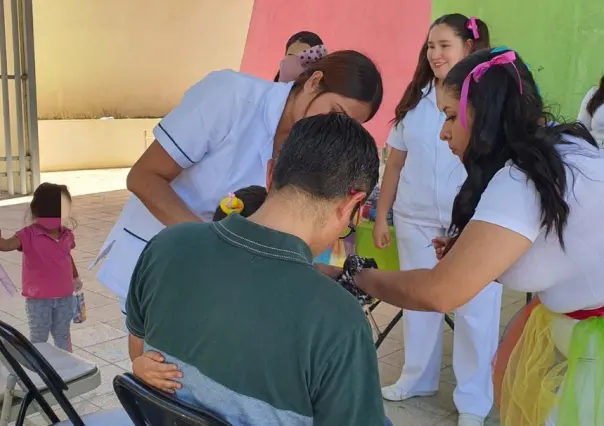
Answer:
387;84;466;228
578;87;604;148
471;135;604;313
93;70;294;300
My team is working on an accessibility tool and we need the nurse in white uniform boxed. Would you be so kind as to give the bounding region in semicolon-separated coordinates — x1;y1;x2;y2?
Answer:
91;50;384;312
577;74;604;148
356;47;604;426
373;14;501;426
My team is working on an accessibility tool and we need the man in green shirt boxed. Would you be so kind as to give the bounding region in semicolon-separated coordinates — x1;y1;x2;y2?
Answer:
126;113;387;425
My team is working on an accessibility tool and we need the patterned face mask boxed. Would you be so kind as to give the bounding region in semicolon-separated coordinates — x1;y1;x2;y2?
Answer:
277;45;328;83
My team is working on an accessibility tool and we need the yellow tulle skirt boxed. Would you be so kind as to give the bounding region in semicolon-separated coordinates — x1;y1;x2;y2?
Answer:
493;297;604;425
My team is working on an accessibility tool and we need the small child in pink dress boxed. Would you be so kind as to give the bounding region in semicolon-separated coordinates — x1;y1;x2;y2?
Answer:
0;183;82;352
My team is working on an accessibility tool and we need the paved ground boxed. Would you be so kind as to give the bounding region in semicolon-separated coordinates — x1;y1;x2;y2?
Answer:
0;169;526;425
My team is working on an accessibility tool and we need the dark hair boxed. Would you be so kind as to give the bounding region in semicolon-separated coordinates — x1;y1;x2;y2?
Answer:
212;185;268;221
272;112;379;203
28;182;75;228
285;31;323;53
291;50;383;122
586;74;604;117
274;31;324;82
442;48;598;249
394;13;490;124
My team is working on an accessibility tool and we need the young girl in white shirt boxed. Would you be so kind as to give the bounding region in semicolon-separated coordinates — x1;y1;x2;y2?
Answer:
373;14;502;426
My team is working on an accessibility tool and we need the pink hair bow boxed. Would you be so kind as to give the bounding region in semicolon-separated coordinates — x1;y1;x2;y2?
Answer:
466;17;480;40
459;51;523;129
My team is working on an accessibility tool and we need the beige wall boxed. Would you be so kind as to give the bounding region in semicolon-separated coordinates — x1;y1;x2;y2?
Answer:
38;119;160;172
33;0;254;118
1;1;253;189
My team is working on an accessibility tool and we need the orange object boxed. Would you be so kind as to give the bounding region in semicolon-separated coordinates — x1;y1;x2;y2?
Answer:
492;296;541;408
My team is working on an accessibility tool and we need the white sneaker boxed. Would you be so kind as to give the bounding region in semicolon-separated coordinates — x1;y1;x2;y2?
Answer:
458;413;485;426
381;384;437;401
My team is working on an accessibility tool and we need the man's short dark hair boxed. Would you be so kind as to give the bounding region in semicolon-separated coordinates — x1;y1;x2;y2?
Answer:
272;113;380;200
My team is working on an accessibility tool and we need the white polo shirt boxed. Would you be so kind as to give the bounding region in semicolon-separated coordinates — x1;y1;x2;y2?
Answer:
387;84;466;228
471;135;604;313
578;87;604;148
94;70;294;302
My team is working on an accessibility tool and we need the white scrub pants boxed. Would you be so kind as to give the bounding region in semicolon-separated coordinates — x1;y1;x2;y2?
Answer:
393;220;502;418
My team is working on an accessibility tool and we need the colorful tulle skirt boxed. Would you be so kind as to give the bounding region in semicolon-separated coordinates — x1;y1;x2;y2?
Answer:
493;297;604;425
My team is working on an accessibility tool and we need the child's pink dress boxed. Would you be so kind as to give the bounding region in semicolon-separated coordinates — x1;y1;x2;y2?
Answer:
17;224;76;351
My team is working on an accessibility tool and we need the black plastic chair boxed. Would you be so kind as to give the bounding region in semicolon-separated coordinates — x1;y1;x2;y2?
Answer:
113;373;231;426
0;320;84;426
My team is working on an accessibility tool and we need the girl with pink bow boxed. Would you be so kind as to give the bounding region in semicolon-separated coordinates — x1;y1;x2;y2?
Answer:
374;13;498;426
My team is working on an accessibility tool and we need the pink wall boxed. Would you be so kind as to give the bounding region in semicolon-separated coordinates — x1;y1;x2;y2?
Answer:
240;0;431;147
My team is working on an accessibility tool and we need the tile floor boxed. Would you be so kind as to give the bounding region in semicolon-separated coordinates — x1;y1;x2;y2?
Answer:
0;169;527;425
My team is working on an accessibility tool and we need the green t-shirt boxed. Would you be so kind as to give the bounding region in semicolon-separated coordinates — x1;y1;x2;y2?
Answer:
127;214;385;425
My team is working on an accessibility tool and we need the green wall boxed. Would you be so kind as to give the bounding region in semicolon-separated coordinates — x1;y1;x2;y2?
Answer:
431;1;604;120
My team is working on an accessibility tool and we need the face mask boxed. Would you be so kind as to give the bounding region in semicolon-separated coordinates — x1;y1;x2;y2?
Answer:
278;55;305;83
277;45;328;83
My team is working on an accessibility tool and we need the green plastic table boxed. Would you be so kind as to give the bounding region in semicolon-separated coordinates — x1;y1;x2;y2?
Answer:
354;221;400;271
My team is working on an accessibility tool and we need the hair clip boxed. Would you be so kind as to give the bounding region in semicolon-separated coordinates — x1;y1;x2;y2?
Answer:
466;17;480;40
299;45;328;67
350;189;359;195
219;192;244;215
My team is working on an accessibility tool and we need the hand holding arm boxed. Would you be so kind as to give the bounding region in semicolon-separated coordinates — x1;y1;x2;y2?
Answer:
132;351;182;393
